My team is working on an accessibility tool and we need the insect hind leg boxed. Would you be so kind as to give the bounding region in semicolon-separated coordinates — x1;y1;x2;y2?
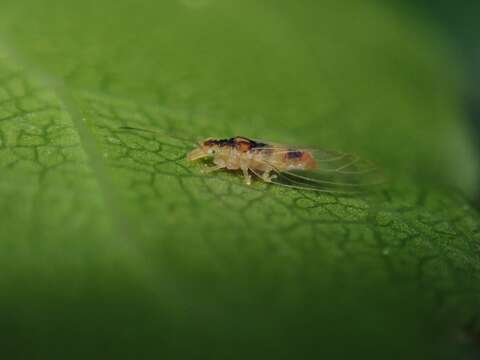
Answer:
261;171;277;183
249;168;276;184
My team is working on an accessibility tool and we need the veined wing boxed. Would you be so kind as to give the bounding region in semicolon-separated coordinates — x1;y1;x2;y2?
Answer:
254;147;386;193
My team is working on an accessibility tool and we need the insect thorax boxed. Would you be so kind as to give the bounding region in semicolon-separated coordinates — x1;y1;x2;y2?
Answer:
204;137;268;152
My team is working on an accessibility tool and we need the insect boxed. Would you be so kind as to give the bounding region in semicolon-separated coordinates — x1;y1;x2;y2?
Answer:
187;136;383;193
119;127;383;194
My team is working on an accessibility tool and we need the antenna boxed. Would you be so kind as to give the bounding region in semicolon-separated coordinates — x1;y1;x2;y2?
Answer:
118;125;196;144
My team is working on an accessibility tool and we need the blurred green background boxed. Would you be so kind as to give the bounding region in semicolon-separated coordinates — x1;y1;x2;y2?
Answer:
0;0;479;359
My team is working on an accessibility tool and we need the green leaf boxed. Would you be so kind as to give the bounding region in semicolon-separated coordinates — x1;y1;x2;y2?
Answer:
0;0;479;358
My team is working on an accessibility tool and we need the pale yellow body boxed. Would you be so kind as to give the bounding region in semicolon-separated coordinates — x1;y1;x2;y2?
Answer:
187;137;316;185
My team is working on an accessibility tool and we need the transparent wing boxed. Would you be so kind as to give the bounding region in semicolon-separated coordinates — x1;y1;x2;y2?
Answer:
253;147;386;193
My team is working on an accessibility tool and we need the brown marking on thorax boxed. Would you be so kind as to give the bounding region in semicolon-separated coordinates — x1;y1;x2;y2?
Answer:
205;137;268;153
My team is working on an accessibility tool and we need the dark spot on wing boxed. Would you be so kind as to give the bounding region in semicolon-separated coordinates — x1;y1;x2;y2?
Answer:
287;150;304;159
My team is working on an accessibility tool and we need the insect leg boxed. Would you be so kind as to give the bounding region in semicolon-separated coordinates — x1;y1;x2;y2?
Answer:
261;170;277;183
241;166;252;185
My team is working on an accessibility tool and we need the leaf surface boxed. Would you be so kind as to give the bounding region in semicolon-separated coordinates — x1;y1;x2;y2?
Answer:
0;1;479;358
